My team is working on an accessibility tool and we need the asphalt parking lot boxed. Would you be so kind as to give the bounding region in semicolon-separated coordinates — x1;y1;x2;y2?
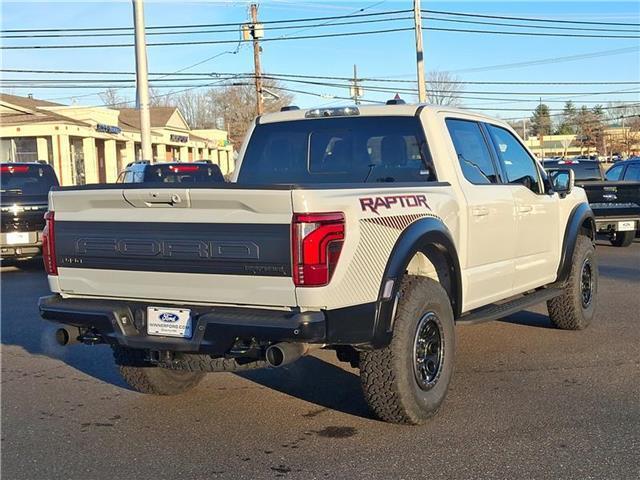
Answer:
2;239;639;480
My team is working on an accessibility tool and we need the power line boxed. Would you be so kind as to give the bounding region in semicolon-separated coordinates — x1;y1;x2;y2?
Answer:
422;14;640;34
0;8;412;33
0;14;413;39
421;8;640;27
3;68;640;87
0;26;416;50
419;22;640;39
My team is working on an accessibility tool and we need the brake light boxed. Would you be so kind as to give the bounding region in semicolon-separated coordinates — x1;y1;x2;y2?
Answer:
169;165;199;173
292;212;345;287
1;165;29;173
42;211;57;275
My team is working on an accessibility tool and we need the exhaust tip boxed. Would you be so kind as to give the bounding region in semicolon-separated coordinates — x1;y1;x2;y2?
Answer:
265;345;285;367
55;327;72;346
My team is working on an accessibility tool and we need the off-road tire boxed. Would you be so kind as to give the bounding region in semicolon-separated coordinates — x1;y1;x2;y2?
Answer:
113;347;205;395
360;276;455;425
610;230;634;247
547;235;597;330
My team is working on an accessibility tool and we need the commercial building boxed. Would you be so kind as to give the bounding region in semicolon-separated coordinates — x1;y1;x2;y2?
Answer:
0;93;235;185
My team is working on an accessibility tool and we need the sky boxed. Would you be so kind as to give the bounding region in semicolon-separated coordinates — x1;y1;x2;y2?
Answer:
1;0;639;122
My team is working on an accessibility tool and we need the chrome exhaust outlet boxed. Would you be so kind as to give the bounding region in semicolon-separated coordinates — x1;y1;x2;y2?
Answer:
54;326;81;346
265;343;313;368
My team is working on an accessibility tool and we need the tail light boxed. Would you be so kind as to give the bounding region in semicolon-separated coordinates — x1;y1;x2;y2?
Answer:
42;211;57;275
169;165;200;173
292;212;345;287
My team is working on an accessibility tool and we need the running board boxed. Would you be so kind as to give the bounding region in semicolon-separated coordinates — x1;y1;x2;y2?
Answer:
456;288;562;326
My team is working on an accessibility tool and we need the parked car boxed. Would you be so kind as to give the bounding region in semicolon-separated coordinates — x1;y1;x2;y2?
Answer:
544;158;639;246
40;103;597;425
117;161;225;184
1;162;59;261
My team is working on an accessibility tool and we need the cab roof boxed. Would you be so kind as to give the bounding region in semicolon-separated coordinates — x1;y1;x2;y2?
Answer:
258;103;504;126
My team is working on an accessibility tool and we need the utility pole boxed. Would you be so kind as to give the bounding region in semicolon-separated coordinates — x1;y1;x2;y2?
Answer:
132;0;152;162
413;0;427;103
538;97;545;159
522;118;527;141
250;4;264;116
350;64;362;105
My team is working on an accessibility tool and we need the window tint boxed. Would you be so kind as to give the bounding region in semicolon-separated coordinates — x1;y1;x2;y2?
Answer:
605;164;624;181
0;164;58;195
142;164;224;184
237;116;434;184
445;119;498;184
624;164;640;181
486;124;541;193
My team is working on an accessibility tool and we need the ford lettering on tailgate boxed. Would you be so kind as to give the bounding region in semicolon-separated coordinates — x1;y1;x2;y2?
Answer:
54;221;292;276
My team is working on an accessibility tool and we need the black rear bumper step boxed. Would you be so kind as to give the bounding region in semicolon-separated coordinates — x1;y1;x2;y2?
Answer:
38;294;379;354
456;288;562;326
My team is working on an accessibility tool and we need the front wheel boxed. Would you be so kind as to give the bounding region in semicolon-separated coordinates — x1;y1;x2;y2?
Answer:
547;235;598;330
360;276;455;425
113;347;204;395
610;230;634;247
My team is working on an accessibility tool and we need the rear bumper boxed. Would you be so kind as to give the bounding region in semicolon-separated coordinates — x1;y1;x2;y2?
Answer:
38;294;379;354
1;231;42;259
593;216;640;232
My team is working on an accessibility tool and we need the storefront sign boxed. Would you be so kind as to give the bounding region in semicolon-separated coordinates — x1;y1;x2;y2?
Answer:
170;134;189;143
96;123;121;135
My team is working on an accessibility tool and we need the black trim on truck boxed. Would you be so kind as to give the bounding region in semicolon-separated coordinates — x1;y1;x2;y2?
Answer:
556;202;595;284
39;294;326;355
51;181;451;192
54;221;292;276
372;217;462;348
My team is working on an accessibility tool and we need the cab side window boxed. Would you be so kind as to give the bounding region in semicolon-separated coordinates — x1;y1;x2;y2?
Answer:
605;164;624;181
446;118;499;184
624;164;640;181
486;124;542;194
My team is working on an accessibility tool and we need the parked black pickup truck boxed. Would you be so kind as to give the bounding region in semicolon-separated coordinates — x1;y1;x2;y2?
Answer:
544;158;640;247
1;162;59;261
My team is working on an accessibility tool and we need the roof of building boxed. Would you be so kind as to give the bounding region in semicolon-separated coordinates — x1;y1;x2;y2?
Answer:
117;107;182;131
0;93;89;127
0;92;63;110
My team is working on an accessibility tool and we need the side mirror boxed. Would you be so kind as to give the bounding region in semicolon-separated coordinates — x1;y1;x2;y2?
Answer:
548;168;574;197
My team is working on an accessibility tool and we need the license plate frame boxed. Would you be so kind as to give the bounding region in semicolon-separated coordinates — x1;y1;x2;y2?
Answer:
6;232;30;245
617;221;636;232
147;307;192;338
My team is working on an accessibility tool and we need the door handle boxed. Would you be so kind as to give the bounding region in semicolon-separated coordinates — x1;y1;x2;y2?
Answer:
471;207;490;217
518;205;533;213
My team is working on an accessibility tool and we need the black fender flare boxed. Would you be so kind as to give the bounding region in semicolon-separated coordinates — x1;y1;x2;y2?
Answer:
556;202;595;284
371;217;462;347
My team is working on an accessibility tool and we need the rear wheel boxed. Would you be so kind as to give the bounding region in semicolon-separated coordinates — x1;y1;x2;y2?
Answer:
547;235;597;330
359;276;455;425
113;347;204;395
610;230;634;247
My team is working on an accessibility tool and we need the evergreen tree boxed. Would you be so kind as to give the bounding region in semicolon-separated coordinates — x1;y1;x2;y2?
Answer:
529;103;552;137
556;101;577;135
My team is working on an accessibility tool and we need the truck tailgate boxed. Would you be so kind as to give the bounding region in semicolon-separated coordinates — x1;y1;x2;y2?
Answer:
50;187;296;307
579;181;640;218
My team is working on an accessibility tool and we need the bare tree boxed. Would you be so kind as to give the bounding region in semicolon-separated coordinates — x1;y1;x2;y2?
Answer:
426;71;464;106
168;80;293;145
149;87;178;108
99;88;129;108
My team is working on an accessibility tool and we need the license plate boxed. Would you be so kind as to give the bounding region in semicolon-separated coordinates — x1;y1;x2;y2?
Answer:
617;221;636;232
147;307;192;338
6;232;30;245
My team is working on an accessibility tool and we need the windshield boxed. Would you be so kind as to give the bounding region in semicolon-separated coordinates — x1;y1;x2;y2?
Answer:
237;116;435;184
141;164;225;184
0;164;59;195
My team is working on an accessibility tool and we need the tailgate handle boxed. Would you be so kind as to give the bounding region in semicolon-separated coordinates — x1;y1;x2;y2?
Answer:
122;190;191;208
146;191;183;205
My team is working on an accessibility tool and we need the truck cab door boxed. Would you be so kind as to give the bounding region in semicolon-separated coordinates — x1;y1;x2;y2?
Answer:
445;118;517;310
484;123;560;292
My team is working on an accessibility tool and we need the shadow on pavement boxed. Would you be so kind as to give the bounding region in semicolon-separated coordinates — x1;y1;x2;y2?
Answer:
238;355;371;419
497;310;554;329
1;266;127;388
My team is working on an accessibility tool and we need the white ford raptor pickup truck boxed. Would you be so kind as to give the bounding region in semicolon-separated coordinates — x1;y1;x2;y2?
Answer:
39;102;597;425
